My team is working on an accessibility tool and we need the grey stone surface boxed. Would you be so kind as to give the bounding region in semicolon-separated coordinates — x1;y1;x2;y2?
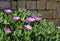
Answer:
0;1;11;9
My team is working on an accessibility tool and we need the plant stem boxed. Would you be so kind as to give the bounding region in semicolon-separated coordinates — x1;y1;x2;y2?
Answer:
56;31;58;41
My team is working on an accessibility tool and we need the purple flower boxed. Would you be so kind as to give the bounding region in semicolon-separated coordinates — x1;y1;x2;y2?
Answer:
26;17;35;22
4;9;12;14
56;26;60;29
34;16;42;21
13;16;20;21
24;25;32;30
5;28;11;33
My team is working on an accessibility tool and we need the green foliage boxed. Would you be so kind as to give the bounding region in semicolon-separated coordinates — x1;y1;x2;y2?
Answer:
0;8;59;41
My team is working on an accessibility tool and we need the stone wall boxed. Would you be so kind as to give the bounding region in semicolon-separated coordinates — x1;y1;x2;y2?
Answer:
0;0;60;25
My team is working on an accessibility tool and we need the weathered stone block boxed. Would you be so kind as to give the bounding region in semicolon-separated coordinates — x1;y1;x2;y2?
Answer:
37;1;45;10
52;19;60;25
58;2;60;18
12;1;17;9
47;19;60;25
56;0;60;1
18;0;36;1
37;0;46;2
47;0;60;2
52;10;59;18
31;10;37;14
27;1;36;9
17;1;26;8
38;11;52;18
46;2;58;10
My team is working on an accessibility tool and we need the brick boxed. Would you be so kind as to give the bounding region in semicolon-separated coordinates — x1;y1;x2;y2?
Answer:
46;2;58;10
27;10;37;14
18;0;36;1
37;1;45;10
27;1;36;9
58;2;60;18
56;0;60;1
12;1;17;9
31;10;37;14
11;0;16;1
38;11;52;18
47;0;60;2
37;0;46;2
47;19;60;25
17;1;26;8
52;19;60;25
6;0;13;1
52;10;59;18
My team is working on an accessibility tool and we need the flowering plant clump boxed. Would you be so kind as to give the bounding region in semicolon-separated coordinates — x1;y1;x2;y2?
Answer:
0;8;59;41
13;16;20;21
24;25;32;30
4;9;12;14
26;17;35;22
5;28;11;34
